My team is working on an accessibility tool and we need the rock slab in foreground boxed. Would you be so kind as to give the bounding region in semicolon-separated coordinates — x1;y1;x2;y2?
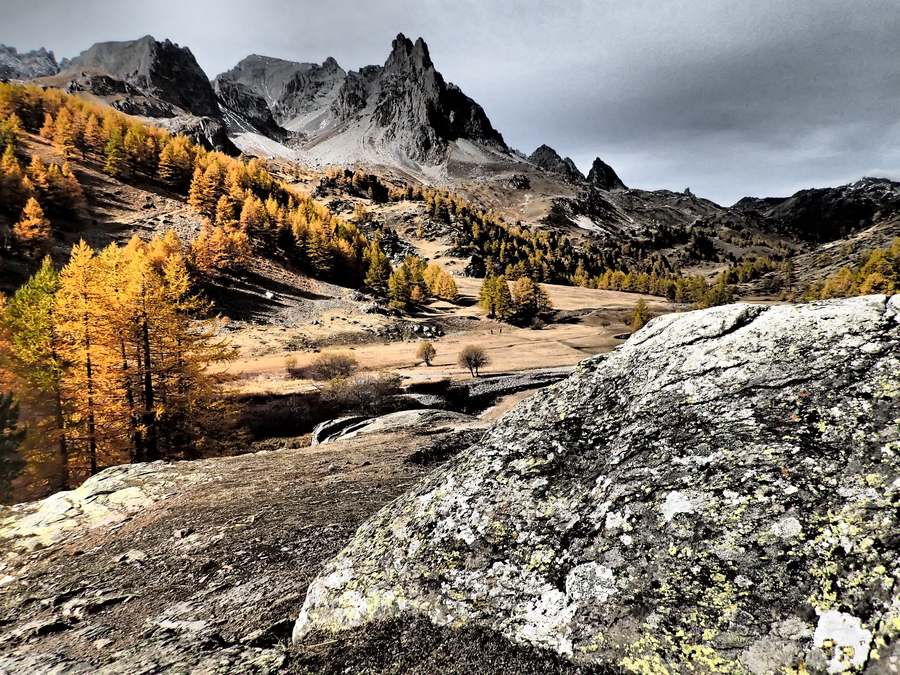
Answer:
295;296;900;673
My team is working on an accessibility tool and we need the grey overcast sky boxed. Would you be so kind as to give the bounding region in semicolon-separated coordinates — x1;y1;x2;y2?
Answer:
3;0;899;204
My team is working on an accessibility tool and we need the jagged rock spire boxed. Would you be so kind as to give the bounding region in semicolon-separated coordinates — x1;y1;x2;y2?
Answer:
587;156;627;190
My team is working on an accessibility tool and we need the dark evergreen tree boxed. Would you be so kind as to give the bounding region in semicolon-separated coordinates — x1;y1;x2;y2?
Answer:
0;392;25;503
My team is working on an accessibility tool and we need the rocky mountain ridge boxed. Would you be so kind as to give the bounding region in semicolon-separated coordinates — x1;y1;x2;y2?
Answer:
6;33;898;265
214;33;510;167
527;145;585;183
733;176;900;242
213;54;346;134
33;35;235;152
538;175;900;274
213;76;287;140
0;44;59;80
587;156;627;191
61;35;219;118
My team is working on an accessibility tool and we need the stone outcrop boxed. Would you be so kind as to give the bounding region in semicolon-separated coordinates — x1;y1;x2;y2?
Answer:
0;45;59;80
0;462;185;554
529;144;585;182
162;115;238;155
0;429;467;672
295;296;900;673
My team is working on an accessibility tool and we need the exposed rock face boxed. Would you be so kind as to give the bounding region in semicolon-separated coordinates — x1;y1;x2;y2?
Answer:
529;145;585;182
161;115;239;155
507;173;532;190
330;65;382;122
587;156;627;190
214;54;346;133
360;34;507;163
62;35;219;118
295;296;900;673
0;430;466;672
213;76;286;139
0;45;59;80
218;34;508;167
0;462;183;553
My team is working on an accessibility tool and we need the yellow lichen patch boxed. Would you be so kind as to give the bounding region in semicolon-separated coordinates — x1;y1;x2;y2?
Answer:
680;643;745;673
620;630;747;674
620;634;672;675
525;546;555;572
806;494;897;612
863;473;884;487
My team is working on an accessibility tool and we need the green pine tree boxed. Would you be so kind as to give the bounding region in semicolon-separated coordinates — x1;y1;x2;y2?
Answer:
2;257;70;488
0;391;25;503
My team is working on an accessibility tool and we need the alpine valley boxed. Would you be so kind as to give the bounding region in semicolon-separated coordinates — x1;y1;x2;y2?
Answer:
0;25;897;675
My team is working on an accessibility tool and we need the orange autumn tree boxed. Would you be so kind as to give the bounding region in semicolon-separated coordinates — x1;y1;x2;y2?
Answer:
64;236;238;471
0;144;31;219
1;234;240;488
13;197;51;252
190;220;251;276
55;241;107;474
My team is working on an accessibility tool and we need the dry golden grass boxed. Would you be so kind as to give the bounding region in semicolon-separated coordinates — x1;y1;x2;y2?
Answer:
225;277;677;395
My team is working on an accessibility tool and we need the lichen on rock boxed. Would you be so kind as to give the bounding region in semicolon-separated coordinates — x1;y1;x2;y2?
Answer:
294;296;900;673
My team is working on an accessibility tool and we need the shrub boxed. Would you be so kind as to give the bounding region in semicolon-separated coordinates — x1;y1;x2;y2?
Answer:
309;352;358;381
284;355;306;380
458;345;489;377
320;371;403;415
416;341;436;366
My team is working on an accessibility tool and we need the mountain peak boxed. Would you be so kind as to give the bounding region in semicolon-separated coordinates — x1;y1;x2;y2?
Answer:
386;33;434;74
214;32;507;166
588;156;627;191
63;36;220;119
529;145;585;182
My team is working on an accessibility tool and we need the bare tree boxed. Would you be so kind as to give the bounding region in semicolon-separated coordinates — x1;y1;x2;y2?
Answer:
458;345;489;377
416;341;436;366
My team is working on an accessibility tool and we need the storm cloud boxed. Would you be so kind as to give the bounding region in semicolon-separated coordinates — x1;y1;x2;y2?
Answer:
2;0;898;204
